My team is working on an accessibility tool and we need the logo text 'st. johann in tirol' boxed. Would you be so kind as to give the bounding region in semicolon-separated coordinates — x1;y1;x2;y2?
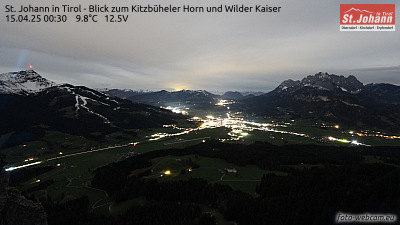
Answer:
340;4;395;31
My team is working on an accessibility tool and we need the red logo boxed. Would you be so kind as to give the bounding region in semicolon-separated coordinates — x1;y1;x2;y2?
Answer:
340;4;395;31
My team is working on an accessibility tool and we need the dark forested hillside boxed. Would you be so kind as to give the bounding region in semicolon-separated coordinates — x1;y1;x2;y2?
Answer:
0;85;185;146
70;141;400;225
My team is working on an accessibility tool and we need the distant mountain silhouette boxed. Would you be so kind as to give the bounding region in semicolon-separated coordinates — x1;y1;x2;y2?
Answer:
128;90;218;106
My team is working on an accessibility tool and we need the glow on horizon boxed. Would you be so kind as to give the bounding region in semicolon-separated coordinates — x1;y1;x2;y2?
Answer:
170;83;190;91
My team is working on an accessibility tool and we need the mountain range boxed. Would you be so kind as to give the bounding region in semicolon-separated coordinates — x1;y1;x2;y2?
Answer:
242;72;400;132
0;70;184;147
98;72;400;132
97;88;151;99
127;90;218;107
1;70;400;147
100;89;263;103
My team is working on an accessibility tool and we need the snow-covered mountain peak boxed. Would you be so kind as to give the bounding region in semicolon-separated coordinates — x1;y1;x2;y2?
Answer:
276;72;364;93
0;70;56;95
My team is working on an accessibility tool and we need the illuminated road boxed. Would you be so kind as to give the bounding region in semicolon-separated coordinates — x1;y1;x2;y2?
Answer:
5;143;133;172
46;144;132;161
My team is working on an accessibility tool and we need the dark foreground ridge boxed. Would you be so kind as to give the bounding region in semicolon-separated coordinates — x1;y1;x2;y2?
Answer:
10;141;400;225
0;158;47;225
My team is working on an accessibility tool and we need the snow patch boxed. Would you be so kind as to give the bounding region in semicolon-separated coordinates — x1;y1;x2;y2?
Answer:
75;95;80;112
74;94;110;123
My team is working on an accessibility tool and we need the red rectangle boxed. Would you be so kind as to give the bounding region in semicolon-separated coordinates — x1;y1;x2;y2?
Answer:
340;4;395;25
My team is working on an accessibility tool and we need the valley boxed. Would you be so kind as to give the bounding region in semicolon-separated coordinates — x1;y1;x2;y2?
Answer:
1;70;400;225
3;100;400;220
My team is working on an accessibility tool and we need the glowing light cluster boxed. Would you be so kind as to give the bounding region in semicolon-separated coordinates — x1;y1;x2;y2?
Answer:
215;99;234;106
163;106;188;115
326;136;370;146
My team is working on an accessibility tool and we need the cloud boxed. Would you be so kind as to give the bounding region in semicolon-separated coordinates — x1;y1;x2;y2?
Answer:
349;66;400;85
352;65;400;72
1;0;399;91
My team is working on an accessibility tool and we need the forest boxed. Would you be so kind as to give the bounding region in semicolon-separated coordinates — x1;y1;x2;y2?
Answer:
11;141;400;225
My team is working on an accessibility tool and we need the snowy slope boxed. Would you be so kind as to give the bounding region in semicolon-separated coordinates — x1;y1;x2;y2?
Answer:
0;70;56;95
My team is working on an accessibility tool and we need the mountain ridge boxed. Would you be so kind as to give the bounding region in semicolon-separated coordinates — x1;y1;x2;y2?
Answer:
242;72;400;132
0;70;185;146
127;89;218;106
275;72;364;93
